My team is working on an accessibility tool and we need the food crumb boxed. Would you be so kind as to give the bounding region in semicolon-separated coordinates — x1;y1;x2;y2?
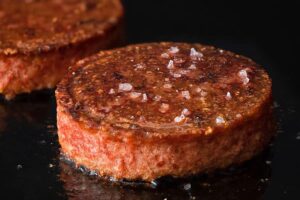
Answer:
183;183;191;190
265;160;272;165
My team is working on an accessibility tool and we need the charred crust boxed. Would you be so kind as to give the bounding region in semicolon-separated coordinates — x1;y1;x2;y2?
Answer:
0;0;123;55
56;42;272;137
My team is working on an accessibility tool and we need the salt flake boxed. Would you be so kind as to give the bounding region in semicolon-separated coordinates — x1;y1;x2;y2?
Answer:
142;93;148;102
168;46;179;54
174;115;185;123
181;108;191;116
188;64;197;70
163;83;172;89
172;72;182;78
216;116;225;124
154;95;162;101
225;92;232;100
181;90;191;99
109;88;115;94
118;83;133;92
167;60;175;69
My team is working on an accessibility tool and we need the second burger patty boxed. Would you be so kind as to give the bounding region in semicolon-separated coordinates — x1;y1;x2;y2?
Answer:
0;0;123;99
56;42;274;181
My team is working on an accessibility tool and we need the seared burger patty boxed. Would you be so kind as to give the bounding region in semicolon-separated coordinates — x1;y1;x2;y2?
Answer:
0;0;123;99
56;42;274;181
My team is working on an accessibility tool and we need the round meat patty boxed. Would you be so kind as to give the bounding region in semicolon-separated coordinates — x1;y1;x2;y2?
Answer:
0;0;123;99
56;42;274;181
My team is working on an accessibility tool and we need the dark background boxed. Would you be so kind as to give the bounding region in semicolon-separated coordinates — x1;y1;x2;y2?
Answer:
0;1;300;199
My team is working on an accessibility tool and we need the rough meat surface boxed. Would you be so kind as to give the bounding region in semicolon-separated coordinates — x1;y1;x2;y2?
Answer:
56;42;274;181
0;0;123;99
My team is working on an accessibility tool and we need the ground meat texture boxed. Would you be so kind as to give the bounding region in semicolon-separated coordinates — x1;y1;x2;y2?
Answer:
0;0;123;99
56;42;274;181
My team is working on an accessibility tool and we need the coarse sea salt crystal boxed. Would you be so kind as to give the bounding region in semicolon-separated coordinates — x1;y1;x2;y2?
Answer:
118;83;133;92
190;48;203;60
226;92;232;100
109;88;115;94
129;92;141;99
181;90;191;99
216;116;225;124
154;95;162;101
181;108;191;116
167;60;175;69
168;46;179;54
161;53;169;58
174;115;185;123
142;93;148;102
172;72;182;78
188;64;197;70
159;103;170;113
238;69;250;85
134;63;145;69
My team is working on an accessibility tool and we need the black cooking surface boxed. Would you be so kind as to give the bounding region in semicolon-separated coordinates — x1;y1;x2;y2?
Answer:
0;1;299;199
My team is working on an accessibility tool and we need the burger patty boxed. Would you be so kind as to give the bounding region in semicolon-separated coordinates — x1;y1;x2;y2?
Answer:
0;0;123;99
56;42;274;181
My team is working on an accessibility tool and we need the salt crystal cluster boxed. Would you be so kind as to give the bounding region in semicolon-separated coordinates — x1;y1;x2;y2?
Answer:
238;69;250;85
174;108;190;123
190;48;203;60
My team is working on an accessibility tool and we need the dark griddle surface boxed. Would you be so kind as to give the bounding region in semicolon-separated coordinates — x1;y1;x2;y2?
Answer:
0;0;299;199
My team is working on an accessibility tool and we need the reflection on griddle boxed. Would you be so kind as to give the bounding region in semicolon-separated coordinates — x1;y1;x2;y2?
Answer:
59;149;272;200
0;90;54;133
